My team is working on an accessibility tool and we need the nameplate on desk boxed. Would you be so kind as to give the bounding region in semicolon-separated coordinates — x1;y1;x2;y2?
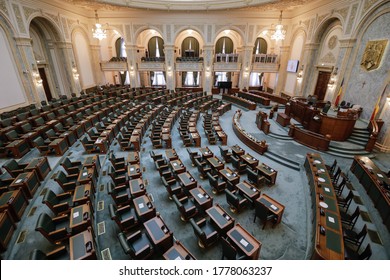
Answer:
15;179;23;184
73;211;80;218
270;204;278;211
130;168;135;172
324;187;330;193
175;256;182;260
173;163;177;166
226;173;231;177
82;172;88;176
240;238;249;247
377;174;383;178
328;216;335;223
197;193;204;199
138;203;144;209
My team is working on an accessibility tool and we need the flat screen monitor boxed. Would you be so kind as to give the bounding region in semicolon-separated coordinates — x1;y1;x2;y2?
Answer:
287;60;299;73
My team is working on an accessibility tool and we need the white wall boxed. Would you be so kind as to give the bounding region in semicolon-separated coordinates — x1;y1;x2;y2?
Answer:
73;32;95;89
284;34;304;95
0;28;26;110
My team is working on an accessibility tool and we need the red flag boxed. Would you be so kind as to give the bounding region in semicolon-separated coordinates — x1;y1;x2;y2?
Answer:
334;78;344;107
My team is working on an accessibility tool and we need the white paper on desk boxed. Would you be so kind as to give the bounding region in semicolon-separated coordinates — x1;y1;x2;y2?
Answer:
240;239;249;247
175;256;182;260
197;193;204;199
270;204;277;210
15;179;22;184
83;172;88;176
130;168;135;171
226;173;231;177
324;187;330;193
377;174;383;178
173;163;177;166
73;211;79;218
139;203;144;209
328;216;335;223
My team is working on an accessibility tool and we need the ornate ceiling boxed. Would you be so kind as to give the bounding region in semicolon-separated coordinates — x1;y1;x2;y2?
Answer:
61;0;317;11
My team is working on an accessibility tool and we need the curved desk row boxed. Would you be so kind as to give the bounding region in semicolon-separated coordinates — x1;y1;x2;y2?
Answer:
351;156;390;230
237;91;270;106
222;94;257;110
249;90;289;105
289;124;330;151
304;153;344;260
232;110;268;155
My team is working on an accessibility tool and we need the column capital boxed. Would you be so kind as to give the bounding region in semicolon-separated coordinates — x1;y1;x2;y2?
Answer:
279;45;290;52
14;37;32;46
304;43;320;50
339;39;357;48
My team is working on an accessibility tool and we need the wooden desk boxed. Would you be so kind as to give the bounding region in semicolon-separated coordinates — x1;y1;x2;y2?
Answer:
162;133;172;148
48;138;68;156
165;149;179;161
24;157;51;181
127;151;140;164
0;189;28;221
177;172;197;191
240;154;259;169
276;112;291;127
0;210;16;252
256;194;285;224
304;153;344;260
163;240;197;260
59;130;77;147
207;156;224;172
206;204;235;235
9;171;40;199
5;139;30;158
77;166;97;192
69;227;97;260
231;144;245;157
130;135;140;151
94;137;109;154
227;224;261;260
216;131;227;145
219;167;240;186
351;156;390;230
70;204;93;235
199;147;213;159
73;184;94;211
127;164;142;179
190;185;213;212
133;195;156;222
129;178;146;198
144;215;173;253
190;133;201;147
83;155;101;174
256;163;277;185
169;159;186;174
236;181;260;205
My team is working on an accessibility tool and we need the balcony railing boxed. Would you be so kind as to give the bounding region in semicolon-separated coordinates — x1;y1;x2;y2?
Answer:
253;54;278;64
215;53;239;63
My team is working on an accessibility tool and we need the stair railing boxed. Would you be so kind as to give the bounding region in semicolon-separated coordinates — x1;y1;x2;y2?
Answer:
366;119;384;152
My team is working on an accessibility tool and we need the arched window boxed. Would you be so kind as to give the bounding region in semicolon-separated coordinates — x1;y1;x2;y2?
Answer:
181;37;199;57
148;36;165;58
253;38;267;54
215;36;234;54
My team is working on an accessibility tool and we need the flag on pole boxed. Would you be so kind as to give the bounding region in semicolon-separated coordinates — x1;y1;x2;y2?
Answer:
370;84;388;121
334;78;344;107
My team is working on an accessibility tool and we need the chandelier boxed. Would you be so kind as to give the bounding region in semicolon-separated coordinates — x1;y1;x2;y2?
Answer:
92;10;106;40
271;11;286;41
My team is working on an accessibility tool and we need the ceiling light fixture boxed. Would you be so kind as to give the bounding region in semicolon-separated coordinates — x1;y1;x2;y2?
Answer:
92;10;106;40
271;10;286;41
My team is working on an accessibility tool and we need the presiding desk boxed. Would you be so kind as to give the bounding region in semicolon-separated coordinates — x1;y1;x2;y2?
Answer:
227;224;262;260
351;156;390;230
304;153;344;259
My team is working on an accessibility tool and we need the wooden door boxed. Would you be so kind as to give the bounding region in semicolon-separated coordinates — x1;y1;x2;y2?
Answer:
313;71;331;101
38;67;53;101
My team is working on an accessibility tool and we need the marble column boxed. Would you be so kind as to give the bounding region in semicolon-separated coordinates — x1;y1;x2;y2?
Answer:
90;44;105;87
202;45;214;94
125;45;140;88
164;45;175;91
275;45;290;95
56;41;81;95
301;43;320;97
238;46;253;90
14;37;44;105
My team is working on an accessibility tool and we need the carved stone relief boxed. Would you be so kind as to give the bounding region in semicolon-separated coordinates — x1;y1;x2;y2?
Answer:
320;52;336;64
23;6;38;21
207;25;212;43
12;4;26;33
363;0;380;15
317;14;328;28
125;25;131;42
111;24;124;35
166;24;171;42
360;40;388;71
45;12;60;28
328;35;337;50
248;25;254;43
346;4;358;34
0;0;8;16
335;7;349;22
62;17;69;40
